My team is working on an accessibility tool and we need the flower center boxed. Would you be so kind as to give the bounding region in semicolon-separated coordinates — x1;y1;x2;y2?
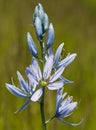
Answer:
41;81;47;87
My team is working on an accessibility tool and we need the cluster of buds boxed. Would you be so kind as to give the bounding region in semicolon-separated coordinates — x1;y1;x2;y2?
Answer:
27;3;54;59
33;3;49;40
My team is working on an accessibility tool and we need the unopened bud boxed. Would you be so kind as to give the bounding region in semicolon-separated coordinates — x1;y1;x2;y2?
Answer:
46;23;54;49
27;32;38;57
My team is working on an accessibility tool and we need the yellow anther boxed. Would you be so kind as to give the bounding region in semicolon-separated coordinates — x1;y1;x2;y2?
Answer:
41;81;47;87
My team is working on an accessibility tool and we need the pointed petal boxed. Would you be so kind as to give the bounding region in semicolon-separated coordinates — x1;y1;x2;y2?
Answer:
26;57;42;81
31;57;42;81
49;67;65;83
54;43;64;65
29;80;37;94
61;96;73;108
17;71;29;93
56;88;63;111
14;99;31;114
27;32;38;57
48;48;54;57
31;88;43;102
59;102;77;117
48;81;64;90
43;55;54;80
5;83;28;98
26;71;38;85
25;65;38;84
58;53;77;68
46;23;54;49
58;118;83;126
60;76;74;84
45;48;54;61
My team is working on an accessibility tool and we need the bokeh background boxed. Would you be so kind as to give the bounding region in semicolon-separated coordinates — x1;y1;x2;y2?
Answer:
0;0;96;130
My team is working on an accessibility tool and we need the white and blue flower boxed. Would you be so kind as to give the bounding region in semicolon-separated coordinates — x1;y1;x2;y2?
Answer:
47;43;77;84
5;71;43;113
54;88;82;126
26;55;65;90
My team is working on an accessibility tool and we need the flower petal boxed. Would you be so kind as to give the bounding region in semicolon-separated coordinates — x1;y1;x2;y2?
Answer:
54;43;64;66
58;118;83;126
14;99;31;114
17;71;29;93
61;96;73;108
26;71;38;85
5;83;28;98
59;102;77;117
56;88;63;112
31;88;43;102
48;81;64;90
58;53;77;68
31;57;42;81
29;80;37;94
49;67;65;83
43;55;54;80
48;48;54;57
60;76;74;84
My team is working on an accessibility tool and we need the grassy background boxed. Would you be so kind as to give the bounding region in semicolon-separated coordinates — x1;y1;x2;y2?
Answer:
0;0;96;130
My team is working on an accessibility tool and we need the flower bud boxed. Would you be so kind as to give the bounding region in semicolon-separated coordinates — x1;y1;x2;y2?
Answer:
46;23;54;49
33;3;44;24
38;3;45;22
34;17;43;40
27;32;38;57
43;13;49;32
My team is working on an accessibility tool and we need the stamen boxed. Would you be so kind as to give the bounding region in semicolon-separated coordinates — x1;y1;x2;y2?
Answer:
41;81;47;87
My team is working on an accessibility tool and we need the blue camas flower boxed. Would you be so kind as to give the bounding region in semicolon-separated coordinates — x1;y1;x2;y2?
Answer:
54;88;81;126
5;71;42;113
5;3;82;129
46;43;77;84
26;55;65;90
48;43;77;69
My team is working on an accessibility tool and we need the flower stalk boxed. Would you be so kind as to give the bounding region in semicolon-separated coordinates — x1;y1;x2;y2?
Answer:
5;3;82;130
40;87;46;130
40;39;46;130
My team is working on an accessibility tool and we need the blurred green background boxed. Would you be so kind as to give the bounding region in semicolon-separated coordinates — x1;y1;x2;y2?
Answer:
0;0;96;130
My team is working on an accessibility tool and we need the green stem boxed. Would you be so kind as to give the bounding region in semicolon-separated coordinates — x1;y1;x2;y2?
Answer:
40;41;45;60
40;88;46;130
39;40;46;130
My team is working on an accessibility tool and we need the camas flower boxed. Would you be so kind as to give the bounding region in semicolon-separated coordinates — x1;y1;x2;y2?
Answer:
47;43;77;84
26;54;65;90
54;88;82;126
5;71;43;113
